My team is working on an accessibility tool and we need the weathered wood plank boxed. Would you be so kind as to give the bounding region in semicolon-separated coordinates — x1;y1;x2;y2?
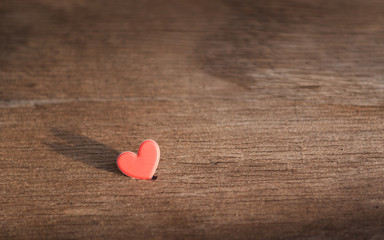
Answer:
1;0;384;239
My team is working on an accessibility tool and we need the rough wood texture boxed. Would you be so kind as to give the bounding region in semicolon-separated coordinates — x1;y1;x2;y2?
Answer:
1;0;384;239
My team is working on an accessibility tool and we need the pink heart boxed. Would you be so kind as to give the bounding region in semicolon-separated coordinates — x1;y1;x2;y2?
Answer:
117;140;160;179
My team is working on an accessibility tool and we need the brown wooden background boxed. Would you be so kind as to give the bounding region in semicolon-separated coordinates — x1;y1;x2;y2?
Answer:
1;0;384;239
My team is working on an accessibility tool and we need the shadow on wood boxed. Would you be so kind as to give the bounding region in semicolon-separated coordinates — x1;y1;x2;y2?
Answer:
45;128;121;174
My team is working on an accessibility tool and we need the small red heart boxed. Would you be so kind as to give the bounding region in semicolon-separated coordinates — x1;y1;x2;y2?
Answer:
117;140;160;179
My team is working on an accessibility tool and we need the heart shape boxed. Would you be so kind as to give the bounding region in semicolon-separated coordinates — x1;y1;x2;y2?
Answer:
117;140;160;179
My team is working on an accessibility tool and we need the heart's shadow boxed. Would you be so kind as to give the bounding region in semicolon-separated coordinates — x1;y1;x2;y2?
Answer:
45;128;121;174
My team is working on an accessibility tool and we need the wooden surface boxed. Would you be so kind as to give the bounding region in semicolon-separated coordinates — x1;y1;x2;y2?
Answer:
1;0;384;239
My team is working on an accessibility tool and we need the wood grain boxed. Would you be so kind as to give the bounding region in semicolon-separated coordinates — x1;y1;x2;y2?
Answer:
1;0;384;239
